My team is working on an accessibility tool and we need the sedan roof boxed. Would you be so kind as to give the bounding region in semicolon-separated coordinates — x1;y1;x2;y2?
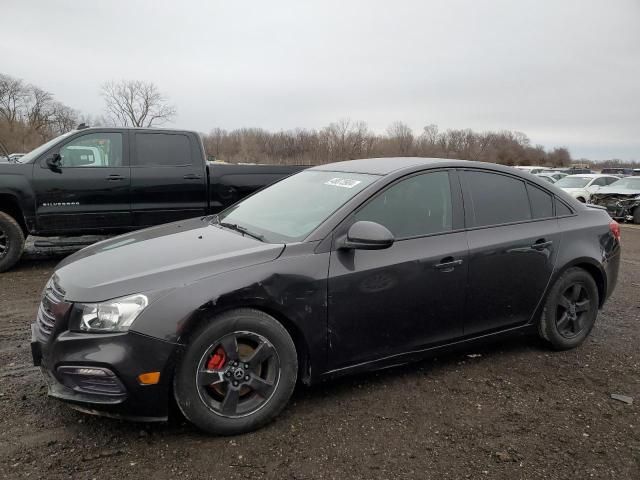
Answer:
310;157;450;175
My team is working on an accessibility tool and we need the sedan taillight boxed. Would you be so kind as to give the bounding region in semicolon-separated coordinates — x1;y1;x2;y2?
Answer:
609;219;621;242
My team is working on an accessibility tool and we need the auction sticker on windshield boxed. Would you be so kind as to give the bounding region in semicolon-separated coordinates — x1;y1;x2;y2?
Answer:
324;178;362;188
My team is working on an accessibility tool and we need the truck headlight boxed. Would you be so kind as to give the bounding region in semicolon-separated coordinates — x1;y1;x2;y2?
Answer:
78;294;148;332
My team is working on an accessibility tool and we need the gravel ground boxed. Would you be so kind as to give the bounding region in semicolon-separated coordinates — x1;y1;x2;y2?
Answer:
0;228;639;479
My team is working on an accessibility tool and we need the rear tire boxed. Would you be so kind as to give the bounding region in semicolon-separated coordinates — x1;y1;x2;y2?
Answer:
538;267;599;350
174;309;297;435
0;212;25;272
632;207;640;225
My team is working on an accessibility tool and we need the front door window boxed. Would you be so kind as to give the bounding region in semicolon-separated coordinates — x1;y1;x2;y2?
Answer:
59;133;123;167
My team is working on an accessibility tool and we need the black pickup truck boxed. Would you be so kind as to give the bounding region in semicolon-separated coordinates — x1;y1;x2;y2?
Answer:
0;126;306;271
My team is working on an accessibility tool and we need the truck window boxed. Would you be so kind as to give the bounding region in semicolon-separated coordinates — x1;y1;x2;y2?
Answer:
59;133;123;167
134;133;192;166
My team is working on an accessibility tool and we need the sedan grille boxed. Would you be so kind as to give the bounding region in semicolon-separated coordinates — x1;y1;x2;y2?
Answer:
36;276;71;339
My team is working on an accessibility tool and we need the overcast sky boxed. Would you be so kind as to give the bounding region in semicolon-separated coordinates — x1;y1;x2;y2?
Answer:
2;0;639;160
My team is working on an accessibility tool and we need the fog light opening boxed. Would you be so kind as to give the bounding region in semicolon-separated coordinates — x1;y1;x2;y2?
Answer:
56;366;126;396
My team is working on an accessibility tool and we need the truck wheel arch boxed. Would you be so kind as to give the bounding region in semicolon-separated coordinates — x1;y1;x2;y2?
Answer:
0;194;28;235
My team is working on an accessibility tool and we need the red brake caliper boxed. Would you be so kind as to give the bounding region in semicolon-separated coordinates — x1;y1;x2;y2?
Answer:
207;347;227;370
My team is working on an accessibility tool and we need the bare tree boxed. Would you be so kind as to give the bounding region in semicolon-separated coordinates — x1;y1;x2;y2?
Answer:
386;121;414;155
101;80;176;127
0;74;27;126
50;103;79;135
24;86;54;134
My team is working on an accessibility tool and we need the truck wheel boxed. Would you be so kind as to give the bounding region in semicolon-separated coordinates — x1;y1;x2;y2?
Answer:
174;309;298;435
0;212;25;272
633;207;640;225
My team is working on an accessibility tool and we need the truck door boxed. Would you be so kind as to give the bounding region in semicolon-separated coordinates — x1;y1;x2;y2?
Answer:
130;131;207;227
33;131;132;232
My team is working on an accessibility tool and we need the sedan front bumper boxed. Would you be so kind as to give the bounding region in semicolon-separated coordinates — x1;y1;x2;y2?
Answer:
31;324;180;421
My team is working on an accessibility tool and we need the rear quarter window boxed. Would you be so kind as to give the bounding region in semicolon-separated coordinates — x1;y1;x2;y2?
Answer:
555;199;573;216
527;184;554;219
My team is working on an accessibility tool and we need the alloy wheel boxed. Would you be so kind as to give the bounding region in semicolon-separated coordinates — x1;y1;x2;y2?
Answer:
0;227;8;259
555;283;591;338
195;331;280;418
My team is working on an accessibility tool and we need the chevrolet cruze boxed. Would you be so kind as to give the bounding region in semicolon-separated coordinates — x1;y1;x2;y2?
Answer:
31;158;621;435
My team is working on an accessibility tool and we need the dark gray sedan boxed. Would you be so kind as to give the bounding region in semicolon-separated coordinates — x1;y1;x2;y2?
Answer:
31;158;621;435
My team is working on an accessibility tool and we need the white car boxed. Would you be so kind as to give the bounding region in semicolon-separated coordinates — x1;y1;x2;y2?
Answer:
554;174;621;203
514;166;545;174
536;172;567;184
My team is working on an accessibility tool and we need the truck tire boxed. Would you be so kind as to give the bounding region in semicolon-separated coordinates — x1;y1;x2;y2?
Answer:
0;212;25;272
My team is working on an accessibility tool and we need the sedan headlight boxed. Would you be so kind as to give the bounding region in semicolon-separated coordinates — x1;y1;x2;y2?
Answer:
78;294;148;332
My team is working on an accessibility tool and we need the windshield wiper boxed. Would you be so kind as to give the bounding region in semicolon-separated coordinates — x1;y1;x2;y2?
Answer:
206;214;265;242
218;221;265;242
204;214;220;224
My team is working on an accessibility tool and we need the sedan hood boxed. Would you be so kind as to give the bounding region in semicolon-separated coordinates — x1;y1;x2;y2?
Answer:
55;217;285;302
592;185;640;196
559;187;587;193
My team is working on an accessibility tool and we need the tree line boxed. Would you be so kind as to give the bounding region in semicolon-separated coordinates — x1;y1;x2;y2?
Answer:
3;72;634;168
201;120;573;167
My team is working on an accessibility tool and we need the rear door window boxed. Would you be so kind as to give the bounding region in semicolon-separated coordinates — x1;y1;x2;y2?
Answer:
605;176;619;185
134;133;191;166
463;171;532;227
592;177;608;187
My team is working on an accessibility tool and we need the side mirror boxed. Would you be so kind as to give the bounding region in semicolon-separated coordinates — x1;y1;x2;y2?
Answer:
340;221;394;250
45;153;62;170
588;185;601;192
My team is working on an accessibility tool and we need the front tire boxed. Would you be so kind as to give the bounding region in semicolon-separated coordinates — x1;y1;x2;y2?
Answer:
0;212;25;272
632;207;640;225
174;309;298;435
538;267;599;350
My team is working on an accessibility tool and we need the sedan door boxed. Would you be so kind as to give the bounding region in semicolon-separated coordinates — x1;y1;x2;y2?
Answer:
460;170;561;335
327;170;468;370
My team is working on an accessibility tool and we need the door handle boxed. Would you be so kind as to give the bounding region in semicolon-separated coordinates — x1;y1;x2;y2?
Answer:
434;257;463;271
183;174;202;180
531;239;553;250
106;174;125;181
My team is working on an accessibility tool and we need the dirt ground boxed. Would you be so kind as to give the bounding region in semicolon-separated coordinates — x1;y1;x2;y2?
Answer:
1;228;639;480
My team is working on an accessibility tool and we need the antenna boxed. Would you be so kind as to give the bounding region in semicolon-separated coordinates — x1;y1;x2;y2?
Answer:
77;123;90;130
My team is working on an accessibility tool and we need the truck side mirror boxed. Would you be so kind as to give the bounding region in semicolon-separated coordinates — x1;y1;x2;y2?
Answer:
45;153;62;170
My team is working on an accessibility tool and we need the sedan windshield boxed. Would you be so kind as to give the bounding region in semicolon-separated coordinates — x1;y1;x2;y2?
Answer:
217;170;378;243
555;176;591;188
609;177;640;190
